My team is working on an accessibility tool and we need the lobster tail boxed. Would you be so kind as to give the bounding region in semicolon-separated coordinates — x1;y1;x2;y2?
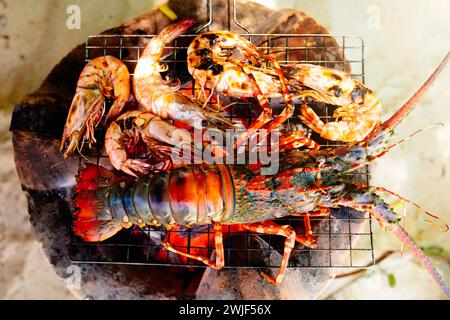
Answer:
72;164;235;242
73;165;124;242
379;52;449;132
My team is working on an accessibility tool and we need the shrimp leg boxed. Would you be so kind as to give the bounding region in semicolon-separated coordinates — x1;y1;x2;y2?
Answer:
104;121;152;177
278;130;320;151
229;56;299;150
234;70;274;149
106;111;201;176
260;56;296;133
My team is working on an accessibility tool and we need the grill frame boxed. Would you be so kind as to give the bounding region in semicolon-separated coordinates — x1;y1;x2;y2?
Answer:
69;31;375;270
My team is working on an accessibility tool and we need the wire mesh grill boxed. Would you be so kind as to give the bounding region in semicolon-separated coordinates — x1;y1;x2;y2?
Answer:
69;32;374;269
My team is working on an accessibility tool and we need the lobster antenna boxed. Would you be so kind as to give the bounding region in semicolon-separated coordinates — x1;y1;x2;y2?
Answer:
369;123;443;161
380;52;449;132
360;184;449;232
347;123;444;173
391;224;450;298
346;195;450;296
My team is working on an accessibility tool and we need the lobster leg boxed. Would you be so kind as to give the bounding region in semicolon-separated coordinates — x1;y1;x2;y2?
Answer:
243;221;296;285
162;222;225;270
290;207;331;248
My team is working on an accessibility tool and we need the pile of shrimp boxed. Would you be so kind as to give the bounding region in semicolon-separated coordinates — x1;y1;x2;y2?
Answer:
60;18;382;176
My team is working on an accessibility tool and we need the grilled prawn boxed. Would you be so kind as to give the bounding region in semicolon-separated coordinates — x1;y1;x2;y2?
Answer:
61;56;130;158
105;110;199;177
187;30;300;149
73;53;449;295
284;64;381;142
133;19;231;132
187;30;381;144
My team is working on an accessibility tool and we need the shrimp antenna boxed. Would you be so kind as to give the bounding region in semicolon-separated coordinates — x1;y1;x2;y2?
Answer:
50;158;69;169
76;138;92;162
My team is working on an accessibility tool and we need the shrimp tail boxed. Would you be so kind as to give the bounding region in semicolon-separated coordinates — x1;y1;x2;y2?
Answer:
159;18;196;43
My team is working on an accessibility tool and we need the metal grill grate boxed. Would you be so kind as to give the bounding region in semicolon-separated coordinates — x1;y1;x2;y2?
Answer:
69;30;374;269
